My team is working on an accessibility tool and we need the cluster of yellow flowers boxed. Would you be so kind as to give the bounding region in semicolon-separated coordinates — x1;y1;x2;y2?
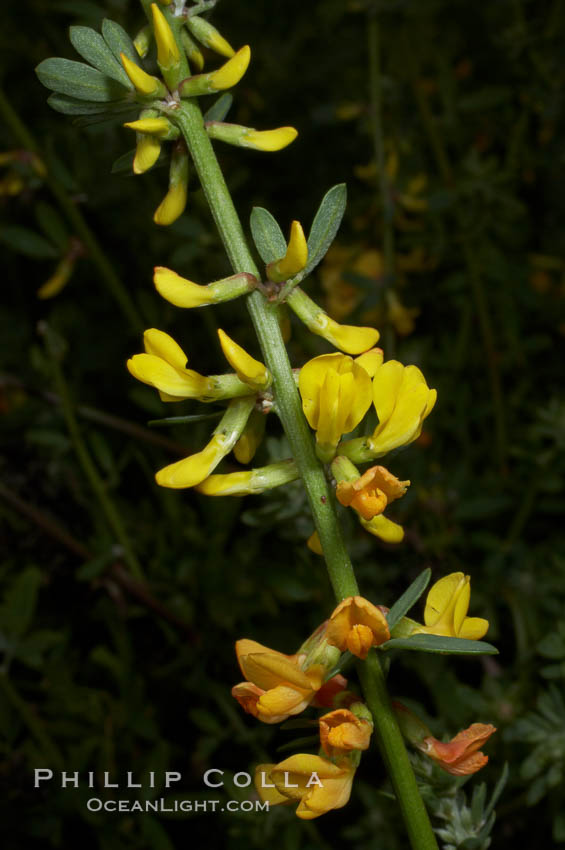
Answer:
231;575;492;818
128;246;436;545
120;5;297;226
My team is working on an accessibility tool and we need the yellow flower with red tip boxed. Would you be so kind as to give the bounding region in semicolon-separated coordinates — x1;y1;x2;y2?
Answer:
411;572;489;640
232;638;325;724
255;754;356;819
418;723;496;775
319;708;372;758
326;596;390;659
299;353;373;462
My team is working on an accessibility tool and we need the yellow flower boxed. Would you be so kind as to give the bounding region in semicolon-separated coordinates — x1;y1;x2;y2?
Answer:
360;513;405;544
286;287;379;354
154;148;189;226
368;360;436;456
120;53;163;96
411;572;489;640
326;596;390;659
336;464;409;521
418;723;496;776
319;708;372;758
255;754;356;819
299;353;373;461
155;397;254;489
217;329;271;391
232;638;325;724
151;3;180;71
127;329;212;402
266;220;308;283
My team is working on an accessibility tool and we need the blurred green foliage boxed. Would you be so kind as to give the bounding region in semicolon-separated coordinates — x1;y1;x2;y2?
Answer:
1;0;565;847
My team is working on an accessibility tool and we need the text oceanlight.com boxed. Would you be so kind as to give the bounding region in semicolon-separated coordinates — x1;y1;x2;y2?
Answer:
86;798;269;813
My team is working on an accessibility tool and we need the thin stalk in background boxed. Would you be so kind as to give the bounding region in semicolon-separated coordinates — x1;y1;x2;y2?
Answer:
0;87;144;334
41;323;145;581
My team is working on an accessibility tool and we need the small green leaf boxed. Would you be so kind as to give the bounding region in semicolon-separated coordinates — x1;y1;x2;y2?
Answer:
35;202;69;252
102;18;140;67
250;207;287;264
47;92;132;116
0;568;42;640
386;568;431;630
204;93;233;123
304;183;347;277
380;634;498;655
147;412;224;427
0;227;57;259
36;57;128;102
70;26;133;87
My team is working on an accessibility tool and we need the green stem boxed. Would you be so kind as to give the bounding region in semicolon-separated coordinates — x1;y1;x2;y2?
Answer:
172;98;438;849
0;87;143;333
358;654;438;850
42;324;145;580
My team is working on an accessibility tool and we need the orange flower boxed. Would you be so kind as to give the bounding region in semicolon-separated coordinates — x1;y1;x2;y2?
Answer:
319;708;372;757
336;464;409;521
232;639;325;724
419;723;496;775
255;754;356;819
326;596;390;659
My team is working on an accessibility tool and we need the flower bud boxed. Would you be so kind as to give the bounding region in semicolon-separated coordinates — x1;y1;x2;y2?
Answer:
218;329;272;391
179;46;250;97
206;121;297;152
120;52;165;97
185;15;235;58
287;287;379;354
153;147;189;226
266;221;308;283
154;267;255;308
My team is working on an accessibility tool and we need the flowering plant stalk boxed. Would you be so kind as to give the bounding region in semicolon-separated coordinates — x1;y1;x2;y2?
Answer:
36;3;498;846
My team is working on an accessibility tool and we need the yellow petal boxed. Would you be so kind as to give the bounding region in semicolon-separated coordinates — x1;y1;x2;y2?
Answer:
269;220;308;281
424;573;464;628
126;353;207;398
355;347;384;377
133;134;161;175
155;436;224;489
256;685;312;719
209;45;251;90
217;328;270;390
151;3;180;68
143;328;188;370
361;514;405;543
124;117;171;137
154;180;187;226
242;127;298;151
371;360;405;426
254;766;293;805
458;617;489;640
238;652;313;692
323;318;380;355
120;52;160;95
453;577;471;634
296;772;354;819
153;267;211;307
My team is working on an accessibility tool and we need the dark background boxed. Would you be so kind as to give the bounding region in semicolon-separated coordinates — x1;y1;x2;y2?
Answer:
1;0;565;847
